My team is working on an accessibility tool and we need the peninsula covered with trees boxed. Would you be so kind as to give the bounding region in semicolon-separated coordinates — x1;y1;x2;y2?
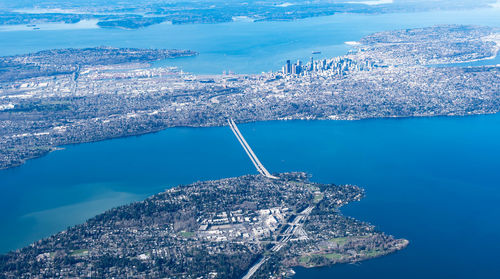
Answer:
0;173;408;278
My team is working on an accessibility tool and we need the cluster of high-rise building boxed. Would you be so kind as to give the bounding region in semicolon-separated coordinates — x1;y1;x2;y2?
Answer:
282;57;323;75
281;56;376;76
282;59;304;75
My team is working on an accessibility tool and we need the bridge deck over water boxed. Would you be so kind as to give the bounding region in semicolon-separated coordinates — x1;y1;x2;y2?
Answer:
228;119;277;179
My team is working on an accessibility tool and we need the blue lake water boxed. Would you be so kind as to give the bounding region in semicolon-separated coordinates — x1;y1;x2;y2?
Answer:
1;4;500;278
1;114;500;279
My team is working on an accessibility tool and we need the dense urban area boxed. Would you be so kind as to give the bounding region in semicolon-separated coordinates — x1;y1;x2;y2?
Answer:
0;0;496;29
0;25;499;170
0;172;408;278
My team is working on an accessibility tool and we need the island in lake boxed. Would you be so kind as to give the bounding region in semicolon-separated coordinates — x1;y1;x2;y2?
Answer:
0;173;408;278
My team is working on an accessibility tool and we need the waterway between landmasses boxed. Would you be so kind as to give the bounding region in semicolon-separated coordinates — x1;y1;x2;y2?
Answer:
1;6;500;74
0;6;500;279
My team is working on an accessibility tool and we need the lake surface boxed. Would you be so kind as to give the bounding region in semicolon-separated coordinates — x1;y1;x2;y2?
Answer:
1;4;500;278
1;114;500;279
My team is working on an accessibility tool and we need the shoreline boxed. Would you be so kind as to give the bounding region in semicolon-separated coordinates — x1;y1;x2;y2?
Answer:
1;111;498;172
0;20;99;32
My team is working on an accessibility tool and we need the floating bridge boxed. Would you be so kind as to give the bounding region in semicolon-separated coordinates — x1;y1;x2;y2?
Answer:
227;119;278;179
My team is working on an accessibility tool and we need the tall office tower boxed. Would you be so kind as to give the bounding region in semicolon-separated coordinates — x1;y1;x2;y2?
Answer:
310;57;314;71
285;60;291;74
